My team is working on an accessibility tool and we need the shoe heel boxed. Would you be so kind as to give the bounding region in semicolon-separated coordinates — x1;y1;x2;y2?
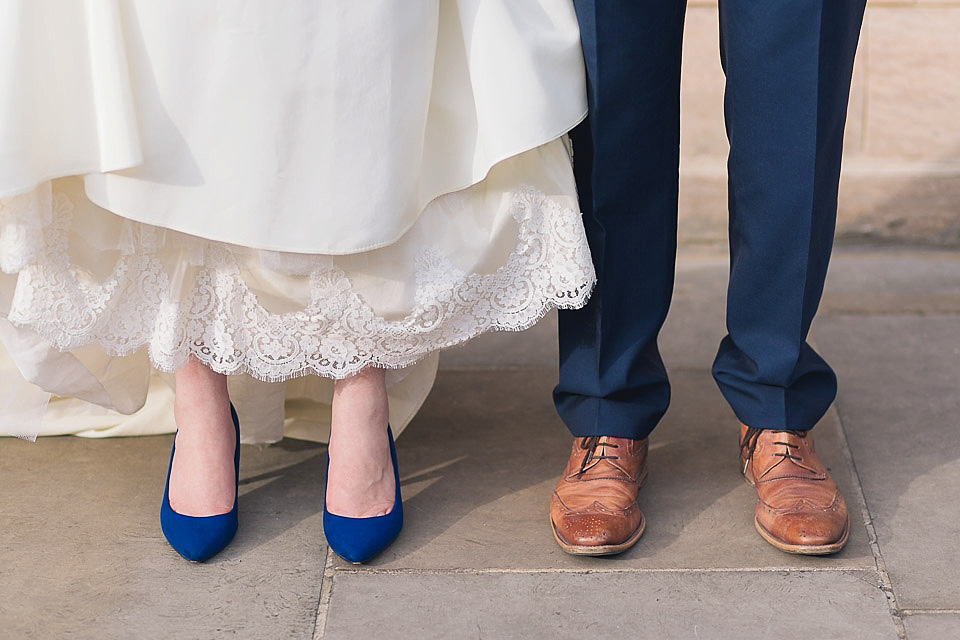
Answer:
160;404;241;562
323;425;403;564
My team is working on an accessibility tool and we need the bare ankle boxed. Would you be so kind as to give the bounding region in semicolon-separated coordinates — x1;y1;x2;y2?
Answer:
331;367;389;439
174;356;231;423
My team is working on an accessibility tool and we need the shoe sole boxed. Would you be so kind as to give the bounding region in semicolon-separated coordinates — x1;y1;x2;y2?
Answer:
742;463;850;555
550;468;648;557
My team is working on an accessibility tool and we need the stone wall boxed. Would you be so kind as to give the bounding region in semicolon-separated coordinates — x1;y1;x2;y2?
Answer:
678;1;960;245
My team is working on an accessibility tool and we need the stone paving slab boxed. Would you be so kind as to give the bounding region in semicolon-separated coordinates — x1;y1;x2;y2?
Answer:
903;613;960;640
815;315;960;611
821;249;960;314
334;368;873;573
660;252;729;368
321;570;896;640
0;436;327;639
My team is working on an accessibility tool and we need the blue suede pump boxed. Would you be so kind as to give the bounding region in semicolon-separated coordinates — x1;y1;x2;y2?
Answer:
323;425;403;564
160;404;241;562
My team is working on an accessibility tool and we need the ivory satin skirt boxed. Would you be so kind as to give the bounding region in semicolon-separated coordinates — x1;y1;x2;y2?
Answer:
0;0;592;442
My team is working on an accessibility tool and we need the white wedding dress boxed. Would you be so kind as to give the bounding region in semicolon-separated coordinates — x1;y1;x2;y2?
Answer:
0;0;592;442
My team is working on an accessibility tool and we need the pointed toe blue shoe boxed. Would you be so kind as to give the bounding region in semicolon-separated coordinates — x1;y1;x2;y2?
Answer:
323;425;403;564
160;404;241;562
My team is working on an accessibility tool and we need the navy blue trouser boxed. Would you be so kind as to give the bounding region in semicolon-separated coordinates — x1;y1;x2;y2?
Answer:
555;0;867;438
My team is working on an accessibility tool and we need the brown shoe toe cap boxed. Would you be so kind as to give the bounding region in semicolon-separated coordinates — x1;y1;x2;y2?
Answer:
552;503;643;547
755;502;849;548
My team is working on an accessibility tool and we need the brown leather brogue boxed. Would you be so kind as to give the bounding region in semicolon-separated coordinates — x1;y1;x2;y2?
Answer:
550;436;647;555
740;423;849;555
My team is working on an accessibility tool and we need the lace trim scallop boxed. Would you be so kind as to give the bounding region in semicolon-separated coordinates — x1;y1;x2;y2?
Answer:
0;183;595;381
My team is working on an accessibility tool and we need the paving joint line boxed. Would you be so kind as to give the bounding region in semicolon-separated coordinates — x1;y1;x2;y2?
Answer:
312;546;336;640
328;565;875;577
900;609;960;616
828;403;907;639
820;310;960;318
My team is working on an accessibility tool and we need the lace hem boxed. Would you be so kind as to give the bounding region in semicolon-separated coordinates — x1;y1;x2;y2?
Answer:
0;183;594;381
